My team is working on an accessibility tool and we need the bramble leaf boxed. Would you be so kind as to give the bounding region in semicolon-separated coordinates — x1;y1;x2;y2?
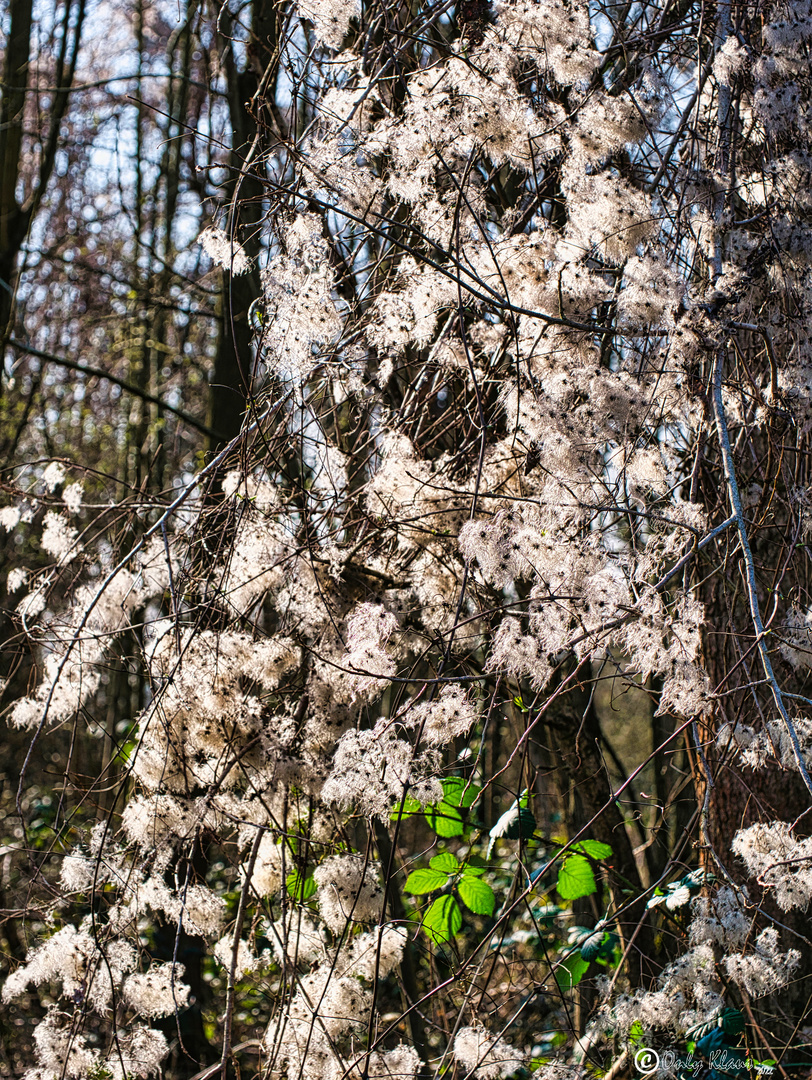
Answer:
457;876;496;916
423;895;463;943
427;800;464;837
391;796;424;822
554;954;590;991
556;855;596;900
571;840;613;860
428;853;457;873
286;871;317;902
404;868;449;894
441;777;479;809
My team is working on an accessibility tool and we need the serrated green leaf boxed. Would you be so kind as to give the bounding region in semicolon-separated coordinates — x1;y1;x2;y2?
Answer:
427;800;464;837
404;868;449;894
572;840;613;860
441;777;480;809
554;954;590;992
461;864;486;877
556;855;596;900
286;871;316;902
629;1021;645;1046
430;853;459;872
391;795;423;822
457;876;496;916
422;895;463;943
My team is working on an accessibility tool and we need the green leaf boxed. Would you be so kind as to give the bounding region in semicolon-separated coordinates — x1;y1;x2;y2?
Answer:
505;807;536;840
404;868;449;894
441;777;480;809
554;954;590;992
572;840;613;860
430;853;459;873
391;796;423;822
599;931;619;959
457;876;496;916
579;932;606;961
461;864;486;877
422;895;463;943
427;800;464;837
556;855;596;900
719;1008;745;1037
286;871;316;902
533;903;560;926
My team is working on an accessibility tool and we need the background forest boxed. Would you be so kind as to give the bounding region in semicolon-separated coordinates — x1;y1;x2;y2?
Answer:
2;0;812;1076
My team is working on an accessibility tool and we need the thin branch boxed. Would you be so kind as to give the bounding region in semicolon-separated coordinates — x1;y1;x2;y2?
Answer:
711;347;812;799
8;337;224;441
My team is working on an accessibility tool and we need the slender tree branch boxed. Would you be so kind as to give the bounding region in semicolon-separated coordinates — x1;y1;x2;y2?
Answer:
8;337;224;441
712;347;812;799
